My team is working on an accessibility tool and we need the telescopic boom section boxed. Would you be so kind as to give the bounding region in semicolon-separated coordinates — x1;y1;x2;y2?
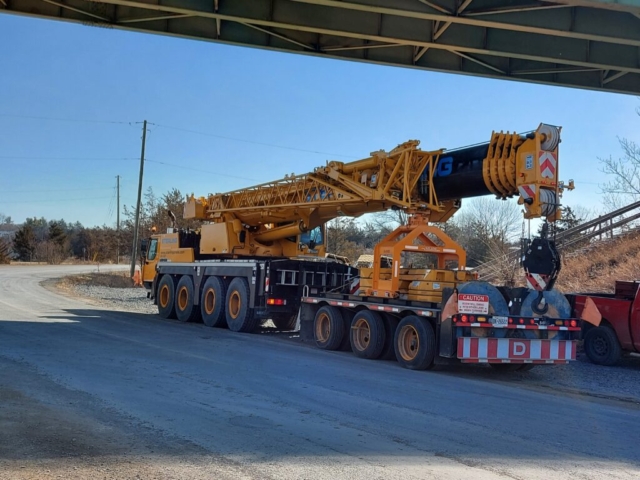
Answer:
185;140;445;233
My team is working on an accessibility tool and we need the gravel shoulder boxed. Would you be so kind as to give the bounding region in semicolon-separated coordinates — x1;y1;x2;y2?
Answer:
51;275;640;406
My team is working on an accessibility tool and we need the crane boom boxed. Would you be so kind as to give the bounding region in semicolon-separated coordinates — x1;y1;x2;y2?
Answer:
185;124;567;238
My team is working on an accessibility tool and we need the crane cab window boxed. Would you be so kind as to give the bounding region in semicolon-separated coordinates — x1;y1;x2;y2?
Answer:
300;226;324;247
147;238;158;261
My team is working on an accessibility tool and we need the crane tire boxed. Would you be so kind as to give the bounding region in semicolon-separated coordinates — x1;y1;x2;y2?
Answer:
380;315;400;360
394;316;435;370
272;314;298;331
157;275;177;319
350;310;385;360
225;277;258;333
584;325;622;366
201;276;228;328
175;276;201;323
314;306;344;350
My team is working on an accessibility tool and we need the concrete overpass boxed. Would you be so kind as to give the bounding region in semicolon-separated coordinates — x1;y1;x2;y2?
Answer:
3;0;640;95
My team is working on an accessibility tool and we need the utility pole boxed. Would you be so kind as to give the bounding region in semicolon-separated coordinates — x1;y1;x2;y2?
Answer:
116;175;120;265
130;120;147;278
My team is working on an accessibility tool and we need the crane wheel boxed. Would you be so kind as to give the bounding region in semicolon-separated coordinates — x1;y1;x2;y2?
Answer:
201;276;228;328
584;325;622;366
314;306;344;350
350;311;385;360
175;276;201;323
157;275;177;319
394;316;435;370
225;277;258;333
272;314;298;331
380;315;400;360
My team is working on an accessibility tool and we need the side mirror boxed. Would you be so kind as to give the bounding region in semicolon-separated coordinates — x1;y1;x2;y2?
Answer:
140;239;148;254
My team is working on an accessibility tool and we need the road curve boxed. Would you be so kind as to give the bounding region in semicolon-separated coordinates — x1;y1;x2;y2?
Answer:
0;265;638;479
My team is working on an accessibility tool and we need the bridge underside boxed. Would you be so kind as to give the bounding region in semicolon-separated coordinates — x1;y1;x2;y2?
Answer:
3;0;640;95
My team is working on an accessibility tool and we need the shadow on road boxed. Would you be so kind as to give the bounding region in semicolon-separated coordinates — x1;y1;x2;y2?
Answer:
1;308;639;472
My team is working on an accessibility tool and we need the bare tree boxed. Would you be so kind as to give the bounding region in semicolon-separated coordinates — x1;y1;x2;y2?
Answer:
600;107;640;209
446;197;522;270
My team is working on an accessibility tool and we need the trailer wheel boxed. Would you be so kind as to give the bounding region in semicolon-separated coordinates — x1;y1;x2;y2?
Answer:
201;276;227;328
394;316;435;370
157;275;177;319
272;314;298;331
380;315;400;360
175;276;200;323
225;277;258;333
350;311;385;360
314;306;344;350
584;325;622;366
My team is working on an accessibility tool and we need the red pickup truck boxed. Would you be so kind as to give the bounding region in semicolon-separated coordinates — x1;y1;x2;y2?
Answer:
569;281;640;365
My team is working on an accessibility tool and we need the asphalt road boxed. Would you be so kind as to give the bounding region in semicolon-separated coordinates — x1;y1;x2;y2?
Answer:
1;265;639;479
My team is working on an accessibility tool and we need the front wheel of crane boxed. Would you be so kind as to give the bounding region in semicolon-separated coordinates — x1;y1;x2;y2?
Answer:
394;316;435;370
225;277;258;333
157;275;177;319
201;276;228;328
175;276;200;323
350;311;385;360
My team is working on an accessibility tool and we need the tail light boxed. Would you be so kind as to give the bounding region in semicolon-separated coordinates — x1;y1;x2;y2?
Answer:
461;315;468;323
267;298;286;306
570;320;577;327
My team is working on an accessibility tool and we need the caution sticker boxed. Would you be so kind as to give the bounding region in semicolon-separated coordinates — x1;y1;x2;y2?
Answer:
458;294;489;314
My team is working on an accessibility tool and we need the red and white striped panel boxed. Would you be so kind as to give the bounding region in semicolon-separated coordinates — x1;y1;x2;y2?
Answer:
457;338;576;363
525;272;549;291
518;184;536;201
539;151;557;179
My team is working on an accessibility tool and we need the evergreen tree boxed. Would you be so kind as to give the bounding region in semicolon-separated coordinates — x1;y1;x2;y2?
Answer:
13;224;36;261
48;221;67;248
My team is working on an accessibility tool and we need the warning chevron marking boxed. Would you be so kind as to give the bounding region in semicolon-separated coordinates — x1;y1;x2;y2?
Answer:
539;151;557;178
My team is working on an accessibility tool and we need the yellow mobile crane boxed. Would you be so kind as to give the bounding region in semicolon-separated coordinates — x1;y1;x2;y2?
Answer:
141;124;580;370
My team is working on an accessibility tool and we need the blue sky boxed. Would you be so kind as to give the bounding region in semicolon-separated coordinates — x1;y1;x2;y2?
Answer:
1;13;638;227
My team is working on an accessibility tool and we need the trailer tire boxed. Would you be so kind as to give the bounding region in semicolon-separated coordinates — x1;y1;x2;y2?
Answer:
350;311;385;360
584;325;622;366
157;275;177;319
225;277;258;333
201;276;228;328
380;315;400;360
272;314;298;331
394;316;435;370
175;276;200;323
314;306;344;350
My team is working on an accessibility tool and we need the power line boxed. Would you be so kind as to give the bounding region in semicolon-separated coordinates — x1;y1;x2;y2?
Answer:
0;197;113;205
0;113;134;125
0;155;137;161
153;123;359;159
0;186;123;194
144;158;258;181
